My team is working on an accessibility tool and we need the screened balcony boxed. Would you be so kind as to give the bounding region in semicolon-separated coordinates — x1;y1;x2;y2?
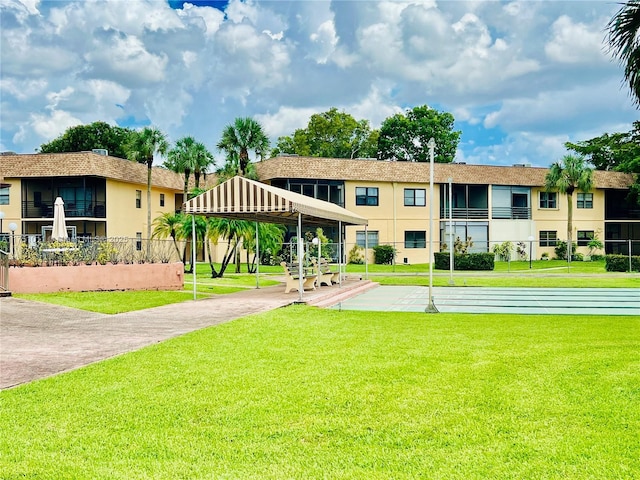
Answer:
21;177;107;219
440;184;489;219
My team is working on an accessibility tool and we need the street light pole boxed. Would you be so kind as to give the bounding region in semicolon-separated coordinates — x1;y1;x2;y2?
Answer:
448;178;454;285
528;235;534;269
426;137;438;313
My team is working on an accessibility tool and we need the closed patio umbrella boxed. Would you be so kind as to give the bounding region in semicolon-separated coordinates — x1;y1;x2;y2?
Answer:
51;196;69;241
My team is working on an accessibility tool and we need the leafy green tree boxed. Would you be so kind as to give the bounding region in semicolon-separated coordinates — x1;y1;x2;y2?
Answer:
217;117;270;176
166;137;215;200
544;155;594;265
606;1;640;106
38;121;132;158
566;121;640;204
272;107;379;159
377;105;461;163
125;126;169;251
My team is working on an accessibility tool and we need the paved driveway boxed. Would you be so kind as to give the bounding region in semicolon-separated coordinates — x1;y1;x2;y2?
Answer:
0;279;372;389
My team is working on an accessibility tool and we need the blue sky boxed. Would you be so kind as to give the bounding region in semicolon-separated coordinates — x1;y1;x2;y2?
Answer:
1;0;637;167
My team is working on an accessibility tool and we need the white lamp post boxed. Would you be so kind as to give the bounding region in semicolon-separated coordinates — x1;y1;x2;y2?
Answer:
448;177;454;285
9;222;17;259
426;137;438;313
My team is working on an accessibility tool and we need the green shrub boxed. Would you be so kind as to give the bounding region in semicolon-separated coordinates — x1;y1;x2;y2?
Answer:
348;244;364;264
434;252;495;271
554;241;576;260
605;254;640;272
373;245;396;265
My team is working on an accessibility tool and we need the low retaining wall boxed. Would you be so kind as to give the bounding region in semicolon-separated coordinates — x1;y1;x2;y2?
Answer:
8;262;185;294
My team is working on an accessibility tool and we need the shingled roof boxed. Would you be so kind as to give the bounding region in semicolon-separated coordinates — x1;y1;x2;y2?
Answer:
0;152;184;190
255;156;634;190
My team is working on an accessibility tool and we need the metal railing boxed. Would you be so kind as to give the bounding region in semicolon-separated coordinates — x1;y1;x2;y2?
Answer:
21;200;107;218
440;207;489;219
491;206;531;219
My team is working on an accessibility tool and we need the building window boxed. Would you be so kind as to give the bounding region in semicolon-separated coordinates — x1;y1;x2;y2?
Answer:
356;187;379;206
405;231;426;249
577;230;594;246
539;191;557;209
136;190;142;209
136;232;142;251
540;231;557;247
404;188;426;206
160;193;165;207
577;193;593;209
0;185;9;205
356;231;379;248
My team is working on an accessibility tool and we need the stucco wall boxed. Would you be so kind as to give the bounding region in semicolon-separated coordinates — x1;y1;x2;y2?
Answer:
9;262;184;294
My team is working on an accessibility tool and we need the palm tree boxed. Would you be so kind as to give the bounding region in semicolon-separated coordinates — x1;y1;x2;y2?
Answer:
125;126;169;254
607;1;640;106
151;212;187;262
166;137;215;199
192;141;215;189
217;117;270;176
544;154;594;265
242;222;286;273
166;136;196;200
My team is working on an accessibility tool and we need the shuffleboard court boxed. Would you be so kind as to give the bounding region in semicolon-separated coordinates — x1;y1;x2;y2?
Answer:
331;286;640;316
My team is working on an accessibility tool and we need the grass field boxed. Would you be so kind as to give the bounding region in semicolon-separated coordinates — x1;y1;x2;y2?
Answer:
2;306;638;479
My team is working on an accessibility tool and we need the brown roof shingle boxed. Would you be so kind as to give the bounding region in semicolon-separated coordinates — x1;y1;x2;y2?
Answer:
0;152;184;190
255;156;634;190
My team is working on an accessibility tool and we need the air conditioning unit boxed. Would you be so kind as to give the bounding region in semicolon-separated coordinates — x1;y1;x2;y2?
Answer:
92;149;108;156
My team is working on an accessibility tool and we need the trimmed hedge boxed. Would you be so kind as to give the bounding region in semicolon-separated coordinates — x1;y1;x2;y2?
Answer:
434;252;495;271
605;254;640;272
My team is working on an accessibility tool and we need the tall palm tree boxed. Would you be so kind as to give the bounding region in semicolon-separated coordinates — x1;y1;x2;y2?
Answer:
166;136;197;200
544;154;594;265
217;117;270;176
166;137;215;199
192;141;215;189
607;1;640;106
125;126;169;254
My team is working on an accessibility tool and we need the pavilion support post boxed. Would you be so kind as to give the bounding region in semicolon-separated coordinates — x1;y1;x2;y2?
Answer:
297;213;304;302
255;221;259;289
338;221;343;288
192;214;196;301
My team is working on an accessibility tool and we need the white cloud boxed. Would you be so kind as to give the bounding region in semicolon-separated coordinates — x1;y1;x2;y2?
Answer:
84;32;168;87
0;0;635;168
31;109;82;140
545;15;608;64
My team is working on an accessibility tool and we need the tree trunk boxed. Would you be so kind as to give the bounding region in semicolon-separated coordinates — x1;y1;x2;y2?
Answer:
183;169;191;200
567;192;573;266
146;161;152;258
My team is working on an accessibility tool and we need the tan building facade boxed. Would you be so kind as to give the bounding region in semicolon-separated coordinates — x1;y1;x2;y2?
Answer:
256;155;638;262
1;152;638;263
0;152;184;241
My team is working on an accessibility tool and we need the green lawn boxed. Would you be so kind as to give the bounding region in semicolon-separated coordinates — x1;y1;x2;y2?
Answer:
13;290;212;314
1;306;638;479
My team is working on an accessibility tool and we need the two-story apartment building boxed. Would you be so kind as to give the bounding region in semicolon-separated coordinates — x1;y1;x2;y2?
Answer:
0;151;185;243
1;152;637;263
256;155;638;262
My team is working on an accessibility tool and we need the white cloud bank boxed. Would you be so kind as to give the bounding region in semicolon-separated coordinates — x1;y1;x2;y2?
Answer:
0;0;636;167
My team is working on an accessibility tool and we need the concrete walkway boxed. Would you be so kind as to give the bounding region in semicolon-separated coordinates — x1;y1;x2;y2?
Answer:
0;279;375;389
